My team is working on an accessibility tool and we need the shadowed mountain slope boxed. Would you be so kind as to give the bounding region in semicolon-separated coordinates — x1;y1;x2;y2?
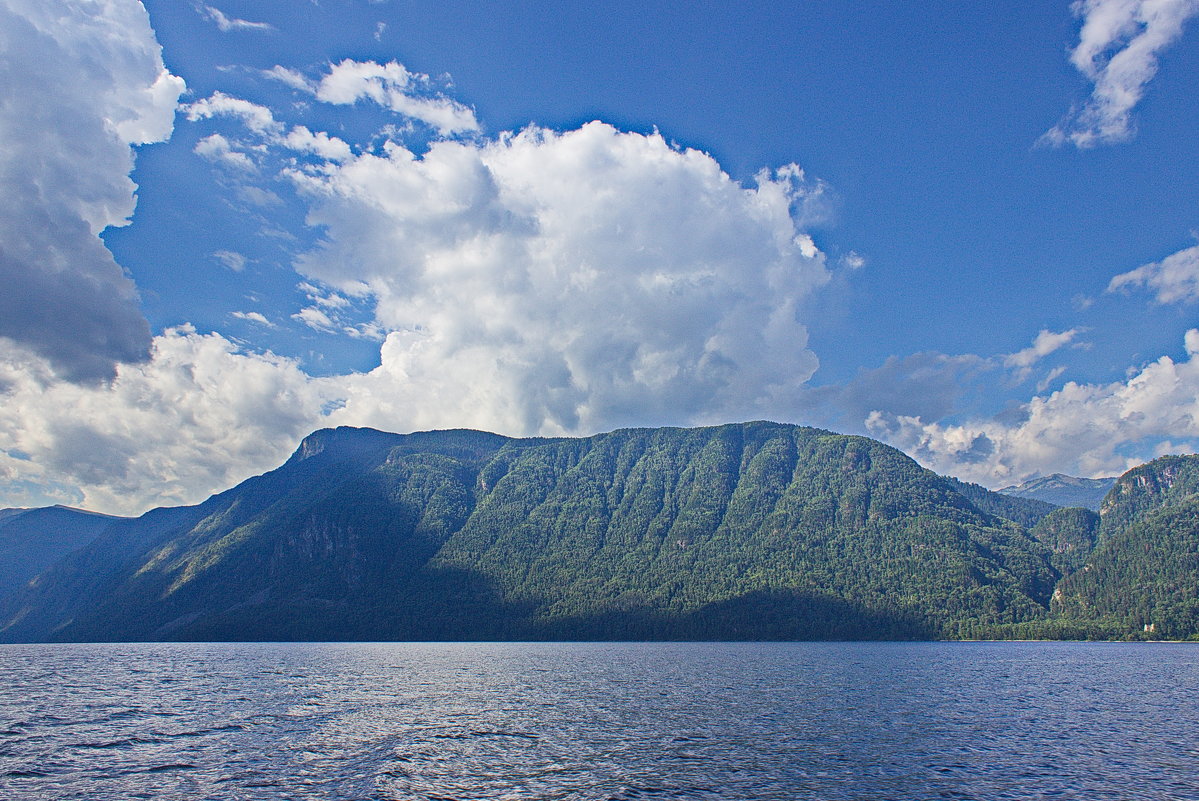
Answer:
0;505;124;599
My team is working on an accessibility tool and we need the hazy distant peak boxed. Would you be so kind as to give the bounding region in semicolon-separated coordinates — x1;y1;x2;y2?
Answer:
999;473;1118;511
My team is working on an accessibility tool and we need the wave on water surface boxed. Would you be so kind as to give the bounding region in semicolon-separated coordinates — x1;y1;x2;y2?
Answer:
1;641;1198;800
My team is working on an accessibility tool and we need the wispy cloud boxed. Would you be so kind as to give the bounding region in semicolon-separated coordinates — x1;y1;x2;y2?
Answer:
214;250;248;271
194;133;256;170
186;92;280;134
231;311;273;326
1107;243;1199;303
840;251;866;271
1042;0;1199;148
266;59;480;136
196;4;274;33
187;94;355;175
1002;328;1082;383
1036;365;1068;393
292;306;337;333
263;65;311;92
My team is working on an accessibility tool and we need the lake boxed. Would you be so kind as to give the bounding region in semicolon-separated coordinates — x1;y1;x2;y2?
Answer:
1;641;1197;799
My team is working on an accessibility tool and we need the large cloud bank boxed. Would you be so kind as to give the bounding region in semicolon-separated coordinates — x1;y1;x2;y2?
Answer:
2;46;832;514
290;122;830;436
0;327;326;513
187;73;832;435
0;0;182;380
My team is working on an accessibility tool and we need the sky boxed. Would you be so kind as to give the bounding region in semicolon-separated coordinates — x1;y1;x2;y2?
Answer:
1;0;1197;516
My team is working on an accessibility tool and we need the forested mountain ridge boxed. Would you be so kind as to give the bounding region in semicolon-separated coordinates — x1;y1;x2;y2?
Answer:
1;423;1194;642
1030;507;1100;577
943;477;1057;529
424;424;1056;640
1048;455;1199;638
0;422;1065;642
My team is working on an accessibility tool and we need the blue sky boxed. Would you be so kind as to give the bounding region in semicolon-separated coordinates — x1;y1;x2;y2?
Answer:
1;0;1197;514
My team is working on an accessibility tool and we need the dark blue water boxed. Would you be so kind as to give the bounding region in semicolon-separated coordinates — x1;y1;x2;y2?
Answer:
1;642;1197;800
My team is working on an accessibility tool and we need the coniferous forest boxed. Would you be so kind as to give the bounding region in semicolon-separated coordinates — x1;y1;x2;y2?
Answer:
1;422;1196;642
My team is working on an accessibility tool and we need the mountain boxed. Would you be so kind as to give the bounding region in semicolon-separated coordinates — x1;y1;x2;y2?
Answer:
998;473;1117;511
0;505;124;599
0;422;1060;643
1050;455;1199;639
944;477;1057;528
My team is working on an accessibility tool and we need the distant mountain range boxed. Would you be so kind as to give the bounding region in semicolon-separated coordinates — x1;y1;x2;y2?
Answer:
999;473;1117;511
0;422;1194;642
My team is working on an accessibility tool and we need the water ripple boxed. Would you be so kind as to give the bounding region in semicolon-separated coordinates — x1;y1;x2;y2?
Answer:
1;642;1199;799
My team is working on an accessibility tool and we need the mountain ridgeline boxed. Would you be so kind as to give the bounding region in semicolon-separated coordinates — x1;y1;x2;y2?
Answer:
999;473;1117;511
0;422;1194;642
0;506;120;594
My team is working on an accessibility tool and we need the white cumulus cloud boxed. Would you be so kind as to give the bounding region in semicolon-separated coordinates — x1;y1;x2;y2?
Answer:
0;0;184;380
286;122;830;436
0;328;328;515
867;330;1199;487
1043;0;1199;147
1;106;836;513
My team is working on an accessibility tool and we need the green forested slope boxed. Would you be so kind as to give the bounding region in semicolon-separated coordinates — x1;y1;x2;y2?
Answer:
1095;455;1199;533
1031;507;1100;577
0;422;1063;642
1049;455;1199;639
945;477;1058;528
15;424;1199;642
432;424;1055;639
